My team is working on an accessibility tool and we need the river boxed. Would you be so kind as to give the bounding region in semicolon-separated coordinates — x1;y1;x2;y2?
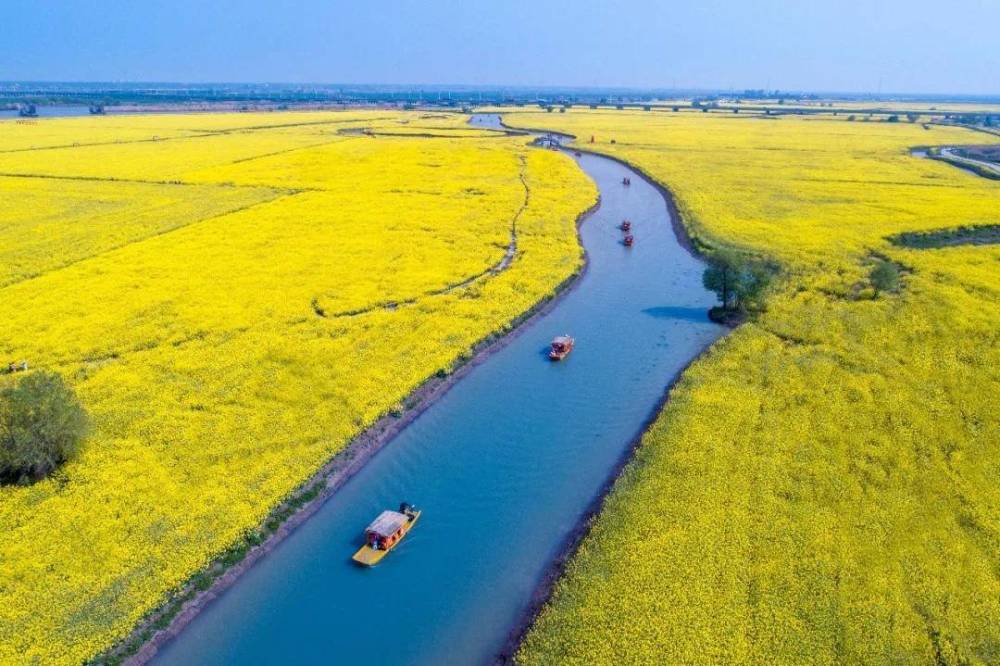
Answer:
149;114;724;665
0;105;94;118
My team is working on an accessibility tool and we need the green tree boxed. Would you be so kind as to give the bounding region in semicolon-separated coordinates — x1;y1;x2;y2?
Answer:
702;249;743;310
735;262;773;310
0;372;89;485
870;259;900;296
704;250;773;312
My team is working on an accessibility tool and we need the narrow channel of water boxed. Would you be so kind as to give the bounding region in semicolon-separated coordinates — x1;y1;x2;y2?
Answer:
0;105;94;118
151;114;724;665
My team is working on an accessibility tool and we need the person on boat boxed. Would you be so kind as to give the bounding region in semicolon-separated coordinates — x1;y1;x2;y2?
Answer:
400;502;417;520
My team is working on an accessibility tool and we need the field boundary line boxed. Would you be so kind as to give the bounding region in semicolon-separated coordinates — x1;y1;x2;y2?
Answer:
0;170;287;190
313;155;529;320
0;115;402;155
0;190;299;292
225;134;356;166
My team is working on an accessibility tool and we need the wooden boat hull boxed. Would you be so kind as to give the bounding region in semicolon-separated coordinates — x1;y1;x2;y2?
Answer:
549;336;575;361
352;510;421;566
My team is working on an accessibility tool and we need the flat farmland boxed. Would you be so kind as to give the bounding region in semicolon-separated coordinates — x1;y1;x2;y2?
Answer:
506;110;1000;664
0;111;595;664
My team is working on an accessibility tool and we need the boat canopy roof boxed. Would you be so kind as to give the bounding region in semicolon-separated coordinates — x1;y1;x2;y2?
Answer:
366;510;408;537
552;335;573;345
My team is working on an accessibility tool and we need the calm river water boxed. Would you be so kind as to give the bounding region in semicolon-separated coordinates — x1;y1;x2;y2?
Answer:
0;105;94;118
151;114;724;665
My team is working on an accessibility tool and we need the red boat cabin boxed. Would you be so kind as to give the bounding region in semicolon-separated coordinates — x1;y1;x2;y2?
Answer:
365;510;409;551
549;335;575;361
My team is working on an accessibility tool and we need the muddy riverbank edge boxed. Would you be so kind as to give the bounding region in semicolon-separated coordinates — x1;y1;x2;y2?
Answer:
496;119;997;664
496;117;708;255
492;117;729;664
101;200;601;665
494;341;723;665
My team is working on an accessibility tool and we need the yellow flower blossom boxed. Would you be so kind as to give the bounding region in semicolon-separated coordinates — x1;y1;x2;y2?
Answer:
506;109;1000;665
0;110;596;665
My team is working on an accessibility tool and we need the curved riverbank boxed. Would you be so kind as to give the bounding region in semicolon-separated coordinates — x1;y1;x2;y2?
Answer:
477;114;715;256
493;113;1000;666
911;143;1000;180
105;196;601;666
141;115;723;666
935;147;1000;179
479;116;728;663
495;321;723;666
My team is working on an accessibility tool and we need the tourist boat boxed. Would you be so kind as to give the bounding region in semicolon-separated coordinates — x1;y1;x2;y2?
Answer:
623;234;635;247
352;503;421;566
549;335;575;361
620;220;632;232
574;151;582;157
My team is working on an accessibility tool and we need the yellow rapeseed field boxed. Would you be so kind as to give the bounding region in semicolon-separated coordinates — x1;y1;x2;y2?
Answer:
506;110;1000;664
0;176;279;287
0;110;595;664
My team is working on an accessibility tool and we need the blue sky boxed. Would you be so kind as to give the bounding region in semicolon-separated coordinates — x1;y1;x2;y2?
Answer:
3;0;998;94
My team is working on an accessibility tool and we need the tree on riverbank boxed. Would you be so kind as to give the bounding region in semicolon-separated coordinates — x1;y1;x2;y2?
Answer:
702;249;771;321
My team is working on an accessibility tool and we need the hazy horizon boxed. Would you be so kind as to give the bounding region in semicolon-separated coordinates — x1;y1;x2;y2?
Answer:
3;81;1000;101
5;0;998;96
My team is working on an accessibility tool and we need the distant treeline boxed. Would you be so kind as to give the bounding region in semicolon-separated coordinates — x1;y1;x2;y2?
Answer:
2;82;999;111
